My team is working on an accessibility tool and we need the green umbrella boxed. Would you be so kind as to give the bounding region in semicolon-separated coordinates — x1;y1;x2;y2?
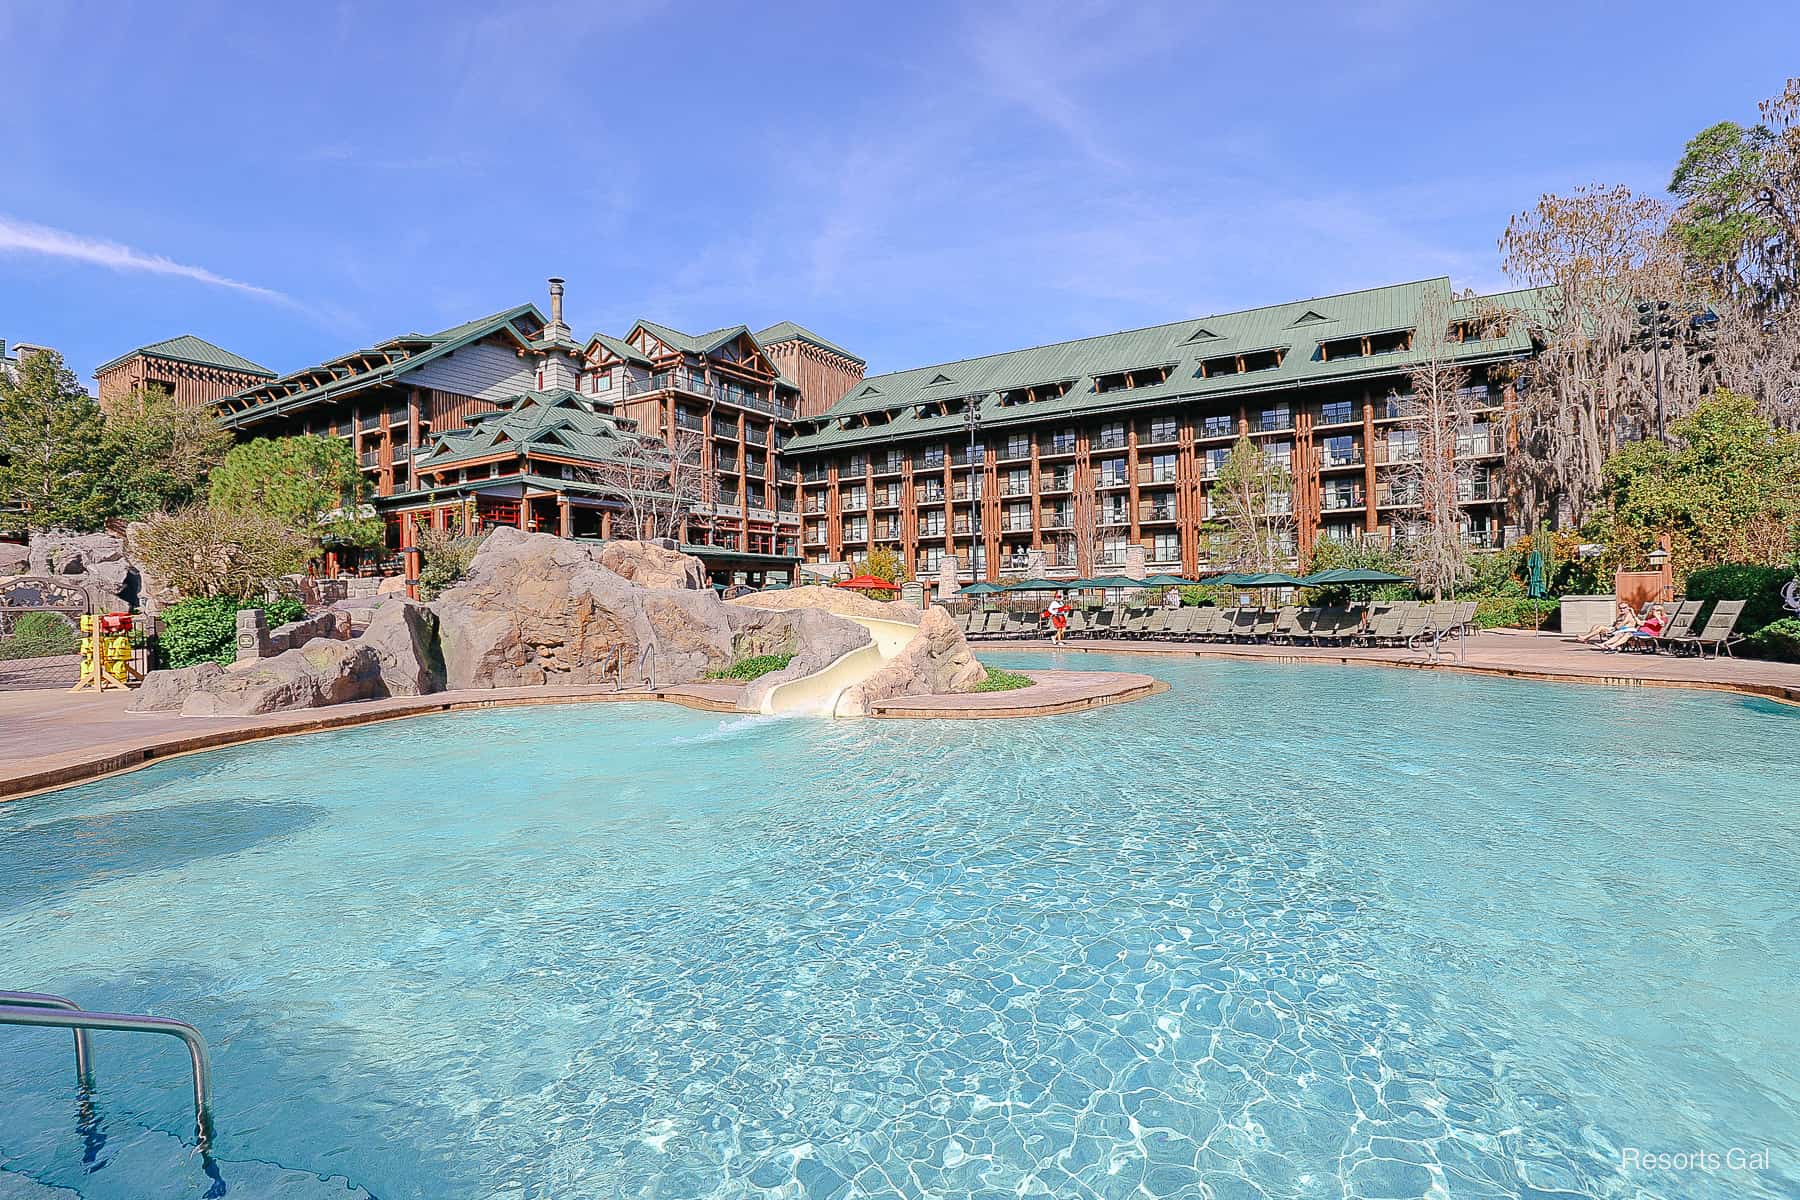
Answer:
1300;567;1411;586
1201;571;1250;586
1001;577;1068;591
1237;571;1310;587
1525;551;1547;600
958;581;1003;595
1142;574;1200;587
1083;574;1141;589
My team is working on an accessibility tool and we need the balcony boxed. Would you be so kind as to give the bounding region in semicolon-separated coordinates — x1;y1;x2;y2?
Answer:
874;455;904;475
1100;508;1131;526
745;427;768;447
1094;433;1128;451
1041;439;1078;458
625;371;795;419
1002;516;1033;533
1040;513;1073;531
1039;474;1074;493
1320;449;1364;469
1139;504;1177;523
390;443;412;461
1254;414;1294;434
1321;491;1365;512
1142;425;1183;446
358;412;381;432
1096;474;1130;490
1137;466;1177;486
359;450;381;468
999;442;1032;462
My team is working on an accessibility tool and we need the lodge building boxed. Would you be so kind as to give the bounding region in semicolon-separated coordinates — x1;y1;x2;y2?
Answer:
99;274;1542;591
191;281;864;587
780;277;1539;584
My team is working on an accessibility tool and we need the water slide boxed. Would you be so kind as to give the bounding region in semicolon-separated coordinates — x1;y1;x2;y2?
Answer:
756;615;919;717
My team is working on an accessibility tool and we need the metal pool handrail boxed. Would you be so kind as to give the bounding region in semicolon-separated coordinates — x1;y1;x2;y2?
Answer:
0;992;215;1150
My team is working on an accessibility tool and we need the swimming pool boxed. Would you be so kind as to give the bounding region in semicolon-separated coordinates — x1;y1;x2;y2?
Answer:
1;654;1795;1199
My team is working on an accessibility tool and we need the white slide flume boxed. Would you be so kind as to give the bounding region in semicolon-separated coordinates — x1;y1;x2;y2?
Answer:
756;615;919;717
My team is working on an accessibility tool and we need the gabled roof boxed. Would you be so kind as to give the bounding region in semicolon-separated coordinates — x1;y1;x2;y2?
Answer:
95;334;276;378
584;332;653;366
632;319;754;357
414;388;642;471
783;277;1548;455
220;304;544;425
753;320;865;365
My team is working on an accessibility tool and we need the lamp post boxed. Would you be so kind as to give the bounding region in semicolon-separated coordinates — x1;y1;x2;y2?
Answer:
964;398;983;583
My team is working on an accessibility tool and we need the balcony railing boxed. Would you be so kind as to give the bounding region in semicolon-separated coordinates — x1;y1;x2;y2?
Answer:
999;443;1032;462
1039;474;1074;492
1321;491;1365;511
1137;467;1177;485
1139;505;1177;522
622;371;794;419
1322;450;1364;468
390;443;412;461
1096;474;1130;489
1094;434;1127;451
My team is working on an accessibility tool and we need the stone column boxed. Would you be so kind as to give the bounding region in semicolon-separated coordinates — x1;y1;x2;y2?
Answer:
236;608;272;661
937;554;960;600
1123;545;1147;580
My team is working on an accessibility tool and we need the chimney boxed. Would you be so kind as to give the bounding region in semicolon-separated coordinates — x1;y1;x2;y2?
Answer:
546;277;569;339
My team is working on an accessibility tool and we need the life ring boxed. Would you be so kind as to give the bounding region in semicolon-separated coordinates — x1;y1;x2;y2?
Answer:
1782;578;1800;615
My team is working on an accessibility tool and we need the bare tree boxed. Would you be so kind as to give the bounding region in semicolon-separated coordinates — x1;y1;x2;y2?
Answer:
1395;296;1475;599
1068;484;1100;574
572;430;706;542
1211;435;1293;570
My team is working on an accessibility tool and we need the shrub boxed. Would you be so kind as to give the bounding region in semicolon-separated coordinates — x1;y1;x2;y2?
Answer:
1472;595;1561;630
1747;617;1800;662
1682;564;1791;635
0;611;80;660
416;524;488;601
971;667;1036;693
704;652;794;681
128;504;312;600
159;596;309;668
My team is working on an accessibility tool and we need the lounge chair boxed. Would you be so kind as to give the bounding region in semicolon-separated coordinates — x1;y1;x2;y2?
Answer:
1176;608;1207;640
1665;599;1748;658
1625;599;1700;654
1270;605;1301;644
1250;608;1277;641
1360;609;1404;646
1087;608;1116;639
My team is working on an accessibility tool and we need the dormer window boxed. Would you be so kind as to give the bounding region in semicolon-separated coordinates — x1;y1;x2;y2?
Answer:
1318;329;1413;361
1198;347;1285;378
1094;364;1174;394
998;380;1074;406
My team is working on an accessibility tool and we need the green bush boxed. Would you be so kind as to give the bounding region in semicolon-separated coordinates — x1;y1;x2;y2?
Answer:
159;596;311;668
1473;596;1561;630
0;611;80;660
1747;618;1800;662
1682;564;1791;635
704;652;795;681
971;667;1036;693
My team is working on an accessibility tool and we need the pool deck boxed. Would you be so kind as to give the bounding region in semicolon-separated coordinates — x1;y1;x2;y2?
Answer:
999;629;1800;704
0;669;1160;802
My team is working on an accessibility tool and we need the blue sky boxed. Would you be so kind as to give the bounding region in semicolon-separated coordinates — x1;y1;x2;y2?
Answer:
2;1;1794;386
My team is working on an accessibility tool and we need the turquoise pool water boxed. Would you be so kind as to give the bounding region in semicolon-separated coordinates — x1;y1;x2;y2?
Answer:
0;654;1796;1199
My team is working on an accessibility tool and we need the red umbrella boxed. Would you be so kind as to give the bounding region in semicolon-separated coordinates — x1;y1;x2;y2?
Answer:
834;574;899;591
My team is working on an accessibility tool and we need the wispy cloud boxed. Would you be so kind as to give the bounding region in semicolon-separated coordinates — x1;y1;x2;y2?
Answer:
0;214;292;304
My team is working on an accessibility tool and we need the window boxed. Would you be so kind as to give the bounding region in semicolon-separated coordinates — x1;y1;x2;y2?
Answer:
845;453;868;475
1099;535;1127;565
920;510;946;536
919;546;944;573
1152;532;1181;562
1199;348;1284;377
1204;448;1230;477
1003;468;1031;496
805;521;825;543
1323;435;1358;467
1095;421;1126;449
1005;502;1032;532
843;517;867;541
922;479;945;501
1321;400;1353;425
1142;453;1176;484
1257;405;1291;433
1101;498;1130;525
1201;414;1232;439
877;450;903;472
1097;457;1128;486
1048;428;1076;454
842;486;867;509
1265;441;1292;470
1386;429;1419;462
1147;415;1181;443
1004;433;1032;459
918;445;945;470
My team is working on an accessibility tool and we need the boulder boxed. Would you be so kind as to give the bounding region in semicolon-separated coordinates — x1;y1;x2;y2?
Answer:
597;539;708;590
179;640;384;717
125;661;227;713
836;606;987;717
0;542;28;576
728;584;920;625
29;530;127;575
361;599;445;696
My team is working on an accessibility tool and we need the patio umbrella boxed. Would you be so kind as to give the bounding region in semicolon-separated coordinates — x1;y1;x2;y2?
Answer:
1526;548;1548;630
1299;567;1411;586
957;581;1003;595
1142;574;1200;588
1200;571;1251;586
1001;577;1068;591
1082;574;1141;589
1236;571;1310;588
834;574;899;591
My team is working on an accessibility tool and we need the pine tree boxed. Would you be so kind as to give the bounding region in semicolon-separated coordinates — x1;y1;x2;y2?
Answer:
0;349;111;538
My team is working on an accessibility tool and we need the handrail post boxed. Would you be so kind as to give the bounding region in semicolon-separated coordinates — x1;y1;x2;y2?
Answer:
0;991;93;1089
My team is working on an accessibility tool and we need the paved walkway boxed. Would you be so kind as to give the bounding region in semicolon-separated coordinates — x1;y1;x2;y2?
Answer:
0;669;1159;801
993;629;1800;704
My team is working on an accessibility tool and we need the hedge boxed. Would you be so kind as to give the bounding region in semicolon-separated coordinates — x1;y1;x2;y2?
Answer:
1682;564;1790;635
159;596;308;669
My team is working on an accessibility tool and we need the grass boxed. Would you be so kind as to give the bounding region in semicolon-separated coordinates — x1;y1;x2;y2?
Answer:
704;652;795;681
971;667;1036;693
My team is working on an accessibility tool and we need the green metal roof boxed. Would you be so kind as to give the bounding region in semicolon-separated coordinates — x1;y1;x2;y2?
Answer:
219;304;544;427
95;334;276;378
413;388;641;471
753;320;865;365
783;278;1548;454
633;319;753;356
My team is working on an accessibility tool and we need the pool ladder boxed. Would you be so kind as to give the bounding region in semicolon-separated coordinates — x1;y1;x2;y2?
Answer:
0;990;215;1151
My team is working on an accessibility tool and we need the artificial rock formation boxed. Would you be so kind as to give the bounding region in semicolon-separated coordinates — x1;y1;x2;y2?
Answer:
2;530;139;610
130;532;990;717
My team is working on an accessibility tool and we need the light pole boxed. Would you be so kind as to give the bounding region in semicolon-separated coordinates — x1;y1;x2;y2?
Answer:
964;399;983;582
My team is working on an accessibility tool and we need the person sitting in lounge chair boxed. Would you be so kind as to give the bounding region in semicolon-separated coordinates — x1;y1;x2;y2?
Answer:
1578;602;1637;644
1600;603;1665;651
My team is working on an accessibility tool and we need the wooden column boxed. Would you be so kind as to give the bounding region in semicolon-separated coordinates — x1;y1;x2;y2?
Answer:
1362;401;1379;533
558;497;572;538
826;463;843;562
900;460;917;573
1294;408;1317;562
1028;433;1043;550
1127;421;1142;545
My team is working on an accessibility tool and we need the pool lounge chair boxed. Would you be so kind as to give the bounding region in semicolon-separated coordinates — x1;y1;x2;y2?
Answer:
1270;605;1301;643
1086;608;1117;639
1665;599;1748;658
1623;599;1700;653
